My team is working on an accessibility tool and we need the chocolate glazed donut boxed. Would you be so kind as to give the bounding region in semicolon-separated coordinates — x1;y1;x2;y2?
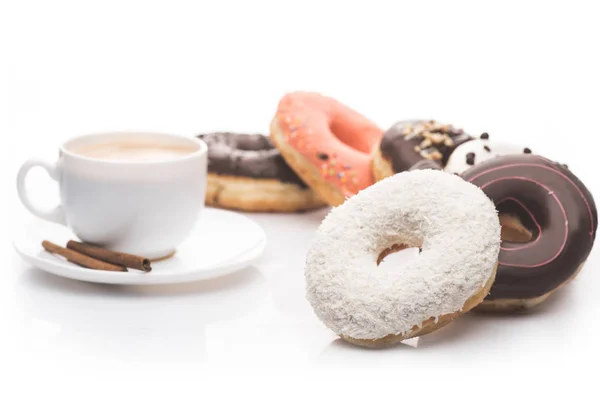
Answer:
462;154;597;311
197;132;325;212
372;120;472;181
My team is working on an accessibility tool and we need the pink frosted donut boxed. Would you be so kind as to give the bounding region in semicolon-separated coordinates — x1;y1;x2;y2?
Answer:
270;92;383;206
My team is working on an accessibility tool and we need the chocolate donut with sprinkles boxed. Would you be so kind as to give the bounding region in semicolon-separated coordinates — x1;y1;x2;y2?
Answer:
462;154;597;311
197;132;325;212
372;120;472;181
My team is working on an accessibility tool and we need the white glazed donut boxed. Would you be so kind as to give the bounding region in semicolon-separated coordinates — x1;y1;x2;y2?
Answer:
305;170;501;348
445;137;531;174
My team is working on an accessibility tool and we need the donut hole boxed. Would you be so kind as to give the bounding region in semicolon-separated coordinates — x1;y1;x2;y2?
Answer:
329;115;379;154
377;244;421;267
499;214;533;242
497;199;539;243
234;134;271;151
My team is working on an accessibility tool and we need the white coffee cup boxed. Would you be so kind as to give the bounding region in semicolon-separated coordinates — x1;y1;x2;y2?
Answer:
17;132;207;259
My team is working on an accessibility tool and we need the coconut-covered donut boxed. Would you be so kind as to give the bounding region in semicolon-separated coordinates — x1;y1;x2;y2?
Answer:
462;154;597;311
270;92;383;206
197;132;325;212
305;170;501;348
445;133;532;174
372;120;472;181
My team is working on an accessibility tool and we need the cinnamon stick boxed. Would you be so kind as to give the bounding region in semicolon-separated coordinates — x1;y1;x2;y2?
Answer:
66;240;151;272
42;241;127;272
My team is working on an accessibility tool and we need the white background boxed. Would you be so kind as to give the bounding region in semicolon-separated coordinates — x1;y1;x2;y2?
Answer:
1;0;599;397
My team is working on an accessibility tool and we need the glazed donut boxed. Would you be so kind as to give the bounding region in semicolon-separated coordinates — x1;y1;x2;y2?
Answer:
270;92;383;206
446;133;532;174
462;154;597;311
305;170;501;348
372;120;472;181
197;132;325;212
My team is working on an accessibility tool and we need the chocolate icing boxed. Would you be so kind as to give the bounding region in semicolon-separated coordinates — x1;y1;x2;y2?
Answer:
462;154;597;300
408;159;442;171
380;120;472;173
197;132;307;187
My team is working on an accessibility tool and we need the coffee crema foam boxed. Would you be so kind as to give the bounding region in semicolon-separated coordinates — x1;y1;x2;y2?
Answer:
73;141;197;162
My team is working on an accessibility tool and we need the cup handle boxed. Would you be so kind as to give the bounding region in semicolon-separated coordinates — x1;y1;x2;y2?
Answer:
16;158;67;226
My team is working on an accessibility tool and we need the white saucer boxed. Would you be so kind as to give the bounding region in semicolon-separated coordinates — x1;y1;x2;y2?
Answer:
13;208;266;285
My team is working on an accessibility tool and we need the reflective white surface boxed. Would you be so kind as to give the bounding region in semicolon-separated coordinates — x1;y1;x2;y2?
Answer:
5;208;599;369
2;0;600;395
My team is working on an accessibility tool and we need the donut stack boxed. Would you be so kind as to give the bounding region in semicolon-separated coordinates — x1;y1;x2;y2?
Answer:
197;91;597;348
198;92;384;212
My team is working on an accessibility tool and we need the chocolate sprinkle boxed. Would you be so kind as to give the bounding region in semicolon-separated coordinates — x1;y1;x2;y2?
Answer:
480;133;490;139
317;152;329;161
523;147;532;154
466;152;476;165
484;145;491;152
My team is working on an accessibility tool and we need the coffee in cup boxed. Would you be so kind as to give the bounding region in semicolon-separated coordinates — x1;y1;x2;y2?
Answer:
72;141;198;162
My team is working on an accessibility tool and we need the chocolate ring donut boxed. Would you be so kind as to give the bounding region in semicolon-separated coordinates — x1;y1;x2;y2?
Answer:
461;154;597;311
372;120;472;181
197;132;325;212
